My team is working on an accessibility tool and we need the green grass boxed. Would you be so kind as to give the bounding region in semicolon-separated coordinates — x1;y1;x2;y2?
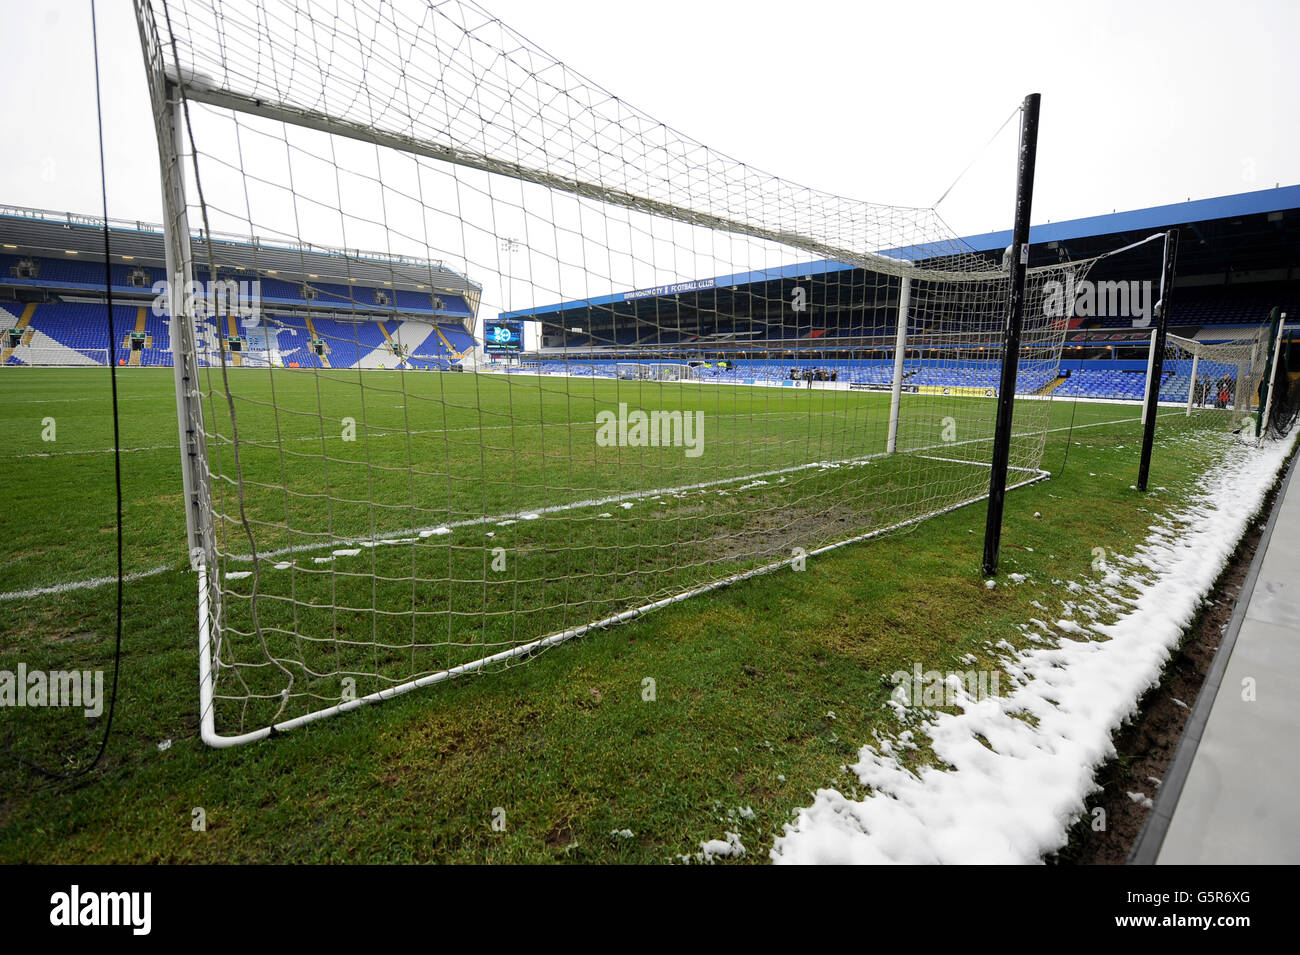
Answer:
0;366;1239;862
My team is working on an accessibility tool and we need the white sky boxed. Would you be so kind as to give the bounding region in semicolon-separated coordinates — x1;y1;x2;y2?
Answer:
2;0;1300;356
1;0;1297;341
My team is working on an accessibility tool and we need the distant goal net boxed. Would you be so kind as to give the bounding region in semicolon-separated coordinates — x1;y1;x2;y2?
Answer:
1163;329;1269;432
614;363;699;382
135;0;1098;745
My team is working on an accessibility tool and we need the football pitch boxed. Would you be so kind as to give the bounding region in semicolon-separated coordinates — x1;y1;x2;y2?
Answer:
4;365;1074;736
1;365;1084;592
0;367;1226;862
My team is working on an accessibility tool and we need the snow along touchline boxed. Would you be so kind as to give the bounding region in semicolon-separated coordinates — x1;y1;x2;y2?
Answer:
769;429;1298;864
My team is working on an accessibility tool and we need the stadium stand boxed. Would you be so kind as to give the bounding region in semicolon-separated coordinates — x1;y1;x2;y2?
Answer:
6;185;1296;399
1;203;483;371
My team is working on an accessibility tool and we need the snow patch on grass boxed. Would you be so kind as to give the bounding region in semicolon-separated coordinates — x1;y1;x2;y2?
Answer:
691;831;746;863
772;432;1296;864
1127;791;1154;810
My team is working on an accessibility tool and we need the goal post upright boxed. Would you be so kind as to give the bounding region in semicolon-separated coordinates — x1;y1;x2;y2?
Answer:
981;92;1041;578
155;83;213;563
887;276;911;454
135;3;211;561
1137;229;1179;492
136;3;221;741
1186;351;1199;416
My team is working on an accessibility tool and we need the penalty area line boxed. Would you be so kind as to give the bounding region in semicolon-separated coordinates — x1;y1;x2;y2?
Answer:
8;404;1167;593
0;564;172;602
223;410;1146;564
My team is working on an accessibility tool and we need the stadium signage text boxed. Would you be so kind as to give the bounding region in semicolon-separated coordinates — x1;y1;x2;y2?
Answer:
151;278;263;320
622;278;717;302
595;402;704;457
0;665;103;717
1042;276;1153;327
850;383;919;393
1065;329;1163;343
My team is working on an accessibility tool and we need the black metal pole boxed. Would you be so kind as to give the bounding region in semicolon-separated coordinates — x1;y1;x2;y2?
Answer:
1137;229;1179;491
981;93;1040;577
1256;306;1282;435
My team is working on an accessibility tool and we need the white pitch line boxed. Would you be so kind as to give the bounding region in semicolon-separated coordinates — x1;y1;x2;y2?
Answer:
1;395;162;404
225;454;892;562
5;392;1179;459
14;443;181;459
199;467;1057;747
3;405;1167;594
7;408;864;459
224;409;1158;563
0;564;171;601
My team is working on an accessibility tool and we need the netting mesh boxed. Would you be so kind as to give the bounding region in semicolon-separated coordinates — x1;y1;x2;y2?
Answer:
135;0;1098;742
1163;330;1269;432
148;0;996;278
1263;325;1298;438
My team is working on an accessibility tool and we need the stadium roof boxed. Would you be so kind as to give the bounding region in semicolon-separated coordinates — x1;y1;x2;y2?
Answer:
0;203;482;298
502;184;1300;322
957;184;1300;253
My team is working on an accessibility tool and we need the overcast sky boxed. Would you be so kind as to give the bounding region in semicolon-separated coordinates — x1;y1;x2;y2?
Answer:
2;0;1297;246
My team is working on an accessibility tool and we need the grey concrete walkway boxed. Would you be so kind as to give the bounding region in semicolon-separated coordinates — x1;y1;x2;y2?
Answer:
1133;448;1299;864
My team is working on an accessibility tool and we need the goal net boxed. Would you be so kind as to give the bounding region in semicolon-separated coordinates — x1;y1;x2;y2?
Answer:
134;0;1098;745
614;363;699;382
1162;329;1269;433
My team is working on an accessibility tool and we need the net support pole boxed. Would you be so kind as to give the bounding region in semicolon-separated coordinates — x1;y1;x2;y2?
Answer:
1140;329;1158;422
1259;311;1287;439
981;92;1040;578
1137;229;1179;491
886;276;911;454
1186;352;1199;416
1256;307;1283;431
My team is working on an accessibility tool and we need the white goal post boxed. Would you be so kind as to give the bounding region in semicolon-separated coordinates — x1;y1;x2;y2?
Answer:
135;0;1105;746
614;363;699;382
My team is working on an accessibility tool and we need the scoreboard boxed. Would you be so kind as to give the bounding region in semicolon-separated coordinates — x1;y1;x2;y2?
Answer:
483;319;523;353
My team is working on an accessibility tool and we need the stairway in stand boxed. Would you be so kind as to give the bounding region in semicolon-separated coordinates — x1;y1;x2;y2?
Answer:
1;303;37;363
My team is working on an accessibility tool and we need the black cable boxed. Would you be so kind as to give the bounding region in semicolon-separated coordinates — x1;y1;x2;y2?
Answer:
4;0;124;780
1057;387;1081;478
